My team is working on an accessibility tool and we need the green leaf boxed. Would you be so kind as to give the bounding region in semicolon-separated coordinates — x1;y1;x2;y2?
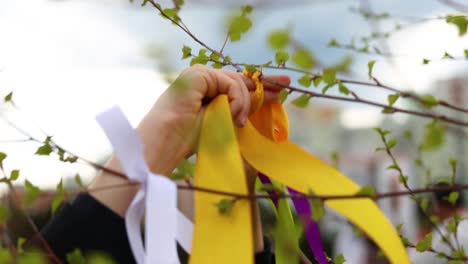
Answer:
401;236;412;247
453;247;466;260
443;51;454;59
333;254;346;264
0;152;6;165
267;30;289;49
446;15;468;36
415;233;432;252
0;206;9;224
449;158;458;169
381;107;396;114
9;170;19;181
261;61;272;67
214;199;235;216
396;223;403;233
241;5;253;14
51;179;65;214
310;198;325;221
338;83;350;95
170;159;195;180
321;83;335;94
399;175;408;184
211;62;223;69
274;193;300;264
87;253;116;264
387;94;399;106
292;49;315;69
421;121;445;151
356;185;376;197
313;77;322;87
333;56;354;73
373;127;390;137
327;38;339;47
420;95;438;108
17;237;26;253
447;218;457;233
35;143;53;156
181;45;191;59
4;92;12;102
422;58;430;64
465;49;468;58
24;179;41;206
298;75;312;88
275;50;289;65
210;52;220;62
291;94;310;108
74;174;84;189
322;68;336;85
387;139;398;149
404;130;413;140
386;164;400;171
279;89;288;103
447;191;459;205
227;12;252;42
420;198;428;211
367;60;376;79
66;249;86;264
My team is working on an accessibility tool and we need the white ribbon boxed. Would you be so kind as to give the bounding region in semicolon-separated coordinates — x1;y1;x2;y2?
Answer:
96;106;193;264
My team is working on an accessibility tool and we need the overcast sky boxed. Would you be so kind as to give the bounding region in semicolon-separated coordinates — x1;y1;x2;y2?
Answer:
0;0;466;188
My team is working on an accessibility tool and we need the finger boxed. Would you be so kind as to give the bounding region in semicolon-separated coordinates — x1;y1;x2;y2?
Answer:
200;69;246;126
237;74;291;92
221;71;251;126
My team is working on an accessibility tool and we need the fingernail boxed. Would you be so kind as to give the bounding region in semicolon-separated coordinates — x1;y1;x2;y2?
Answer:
239;114;247;126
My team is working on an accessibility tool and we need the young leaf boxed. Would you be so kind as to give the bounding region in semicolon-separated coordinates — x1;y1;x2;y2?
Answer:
356;185;376;197
35;143;53;156
4;92;12;102
338;83;350;95
0;152;6;165
322;68;336;85
9;170;19;181
387;139;398;149
74;174;85;189
292;49;315;69
387;94;399;106
17;237;26;254
327;38;339;47
415;233;432;252
227;12;252;42
66;249;86;264
446;15;468;36
333;254;346;264
447;192;459;205
279;89;288;103
291;94;310;108
422;58;430;65
24;179;41;206
313;77;322;87
420;198;428;211
51;179;65;214
298;75;312;88
465;49;468;58
267;30;289;49
214;199;235;216
310;198;325;221
181;45;191;59
275;50;289;65
367;60;376;79
420;95;438;108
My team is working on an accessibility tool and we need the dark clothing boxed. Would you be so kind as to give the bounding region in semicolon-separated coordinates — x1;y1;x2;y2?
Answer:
35;194;274;263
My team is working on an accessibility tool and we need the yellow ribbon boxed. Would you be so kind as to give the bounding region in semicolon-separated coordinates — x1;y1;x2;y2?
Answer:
191;72;410;264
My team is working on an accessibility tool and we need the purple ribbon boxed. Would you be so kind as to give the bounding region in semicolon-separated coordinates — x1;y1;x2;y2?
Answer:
258;173;328;264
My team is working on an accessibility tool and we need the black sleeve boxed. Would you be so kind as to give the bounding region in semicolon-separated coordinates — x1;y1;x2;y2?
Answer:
33;194;275;264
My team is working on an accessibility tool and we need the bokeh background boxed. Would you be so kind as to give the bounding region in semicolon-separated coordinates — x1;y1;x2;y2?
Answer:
0;0;467;263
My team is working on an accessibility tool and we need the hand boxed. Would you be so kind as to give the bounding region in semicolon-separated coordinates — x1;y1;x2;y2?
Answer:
137;64;291;176
90;64;291;218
